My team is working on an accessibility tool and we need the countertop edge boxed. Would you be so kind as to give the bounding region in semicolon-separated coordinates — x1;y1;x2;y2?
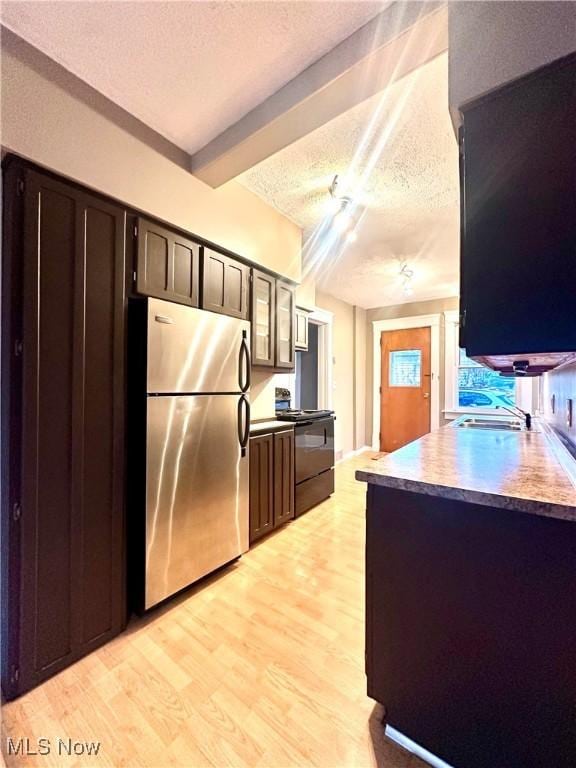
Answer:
355;469;576;522
249;420;294;435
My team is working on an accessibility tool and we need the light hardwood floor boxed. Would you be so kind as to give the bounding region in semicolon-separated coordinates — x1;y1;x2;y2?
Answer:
2;453;425;768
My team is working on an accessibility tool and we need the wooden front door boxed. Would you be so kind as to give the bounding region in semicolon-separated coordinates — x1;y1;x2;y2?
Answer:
380;327;431;453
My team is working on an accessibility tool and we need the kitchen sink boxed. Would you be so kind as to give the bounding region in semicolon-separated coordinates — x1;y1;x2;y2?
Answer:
454;416;539;432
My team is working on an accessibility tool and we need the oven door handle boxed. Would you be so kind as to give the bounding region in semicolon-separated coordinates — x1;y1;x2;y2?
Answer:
295;416;335;428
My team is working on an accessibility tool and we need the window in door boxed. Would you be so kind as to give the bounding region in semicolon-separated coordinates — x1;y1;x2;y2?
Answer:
389;349;422;387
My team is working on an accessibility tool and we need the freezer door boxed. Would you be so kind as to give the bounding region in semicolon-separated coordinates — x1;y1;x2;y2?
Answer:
147;297;251;394
145;394;249;609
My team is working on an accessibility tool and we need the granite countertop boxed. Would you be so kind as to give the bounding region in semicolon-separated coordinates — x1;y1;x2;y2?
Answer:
250;419;294;436
356;420;576;522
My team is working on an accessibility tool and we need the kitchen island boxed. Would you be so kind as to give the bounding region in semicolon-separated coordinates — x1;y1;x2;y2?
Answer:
356;421;576;768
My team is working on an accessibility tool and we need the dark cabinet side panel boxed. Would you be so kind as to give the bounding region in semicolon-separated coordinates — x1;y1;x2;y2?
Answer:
28;183;76;672
5;166;127;699
202;248;249;320
81;202;126;645
274;430;294;528
460;58;576;357
366;486;576;768
249;434;274;543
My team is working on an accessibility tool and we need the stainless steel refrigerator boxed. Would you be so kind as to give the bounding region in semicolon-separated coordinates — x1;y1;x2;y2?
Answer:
143;298;250;609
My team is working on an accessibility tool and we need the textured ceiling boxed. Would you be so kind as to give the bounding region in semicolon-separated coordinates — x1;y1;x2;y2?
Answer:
239;53;460;309
0;0;385;154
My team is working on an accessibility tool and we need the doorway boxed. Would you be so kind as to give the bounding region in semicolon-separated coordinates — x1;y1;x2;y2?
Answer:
380;326;431;452
295;322;319;409
294;308;333;412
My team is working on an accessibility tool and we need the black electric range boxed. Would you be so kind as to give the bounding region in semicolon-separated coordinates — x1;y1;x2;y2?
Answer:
276;410;335;516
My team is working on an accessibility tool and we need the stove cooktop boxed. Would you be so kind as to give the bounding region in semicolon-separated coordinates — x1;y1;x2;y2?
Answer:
276;409;334;423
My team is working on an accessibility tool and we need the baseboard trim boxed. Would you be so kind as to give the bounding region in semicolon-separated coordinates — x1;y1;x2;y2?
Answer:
385;727;455;768
337;445;372;464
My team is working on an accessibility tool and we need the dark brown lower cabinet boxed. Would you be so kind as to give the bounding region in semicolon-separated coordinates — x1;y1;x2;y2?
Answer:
249;434;274;542
366;485;576;768
273;429;295;528
1;160;127;699
249;428;294;543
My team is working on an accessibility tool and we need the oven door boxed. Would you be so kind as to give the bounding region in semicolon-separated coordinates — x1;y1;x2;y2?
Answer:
295;417;335;484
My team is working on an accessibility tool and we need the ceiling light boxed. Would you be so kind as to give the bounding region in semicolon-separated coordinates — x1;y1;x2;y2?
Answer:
328;174;358;242
326;196;342;215
333;208;353;233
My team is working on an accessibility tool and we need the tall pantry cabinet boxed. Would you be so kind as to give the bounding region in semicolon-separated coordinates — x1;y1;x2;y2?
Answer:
1;160;127;699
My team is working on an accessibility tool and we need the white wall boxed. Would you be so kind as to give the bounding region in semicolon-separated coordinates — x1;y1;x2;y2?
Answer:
315;291;365;459
449;1;576;110
1;29;302;418
353;306;367;452
0;31;302;279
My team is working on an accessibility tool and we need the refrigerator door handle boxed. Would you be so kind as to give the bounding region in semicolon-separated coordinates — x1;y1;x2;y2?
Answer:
238;330;251;393
238;394;250;457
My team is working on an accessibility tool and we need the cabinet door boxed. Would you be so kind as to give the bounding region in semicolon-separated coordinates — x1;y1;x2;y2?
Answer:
202;248;249;319
249;434;274;543
461;58;576;357
275;280;295;369
136;217;200;307
273;429;295;528
3;166;126;698
295;308;309;351
251;269;275;366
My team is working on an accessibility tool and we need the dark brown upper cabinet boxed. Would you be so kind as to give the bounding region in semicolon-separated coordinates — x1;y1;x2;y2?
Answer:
275;279;295;369
202;247;250;319
2;162;127;699
295;307;309;351
459;55;576;374
250;272;295;371
136;217;200;307
251;269;276;367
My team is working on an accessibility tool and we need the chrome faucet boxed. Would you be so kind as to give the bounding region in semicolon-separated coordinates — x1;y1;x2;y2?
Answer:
497;404;532;430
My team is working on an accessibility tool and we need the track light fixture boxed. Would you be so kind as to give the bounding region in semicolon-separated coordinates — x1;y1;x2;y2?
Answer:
328;175;358;243
399;261;415;296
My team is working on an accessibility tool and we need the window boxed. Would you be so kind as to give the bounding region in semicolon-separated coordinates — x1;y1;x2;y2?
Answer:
443;310;531;416
458;349;515;408
389;349;422;387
